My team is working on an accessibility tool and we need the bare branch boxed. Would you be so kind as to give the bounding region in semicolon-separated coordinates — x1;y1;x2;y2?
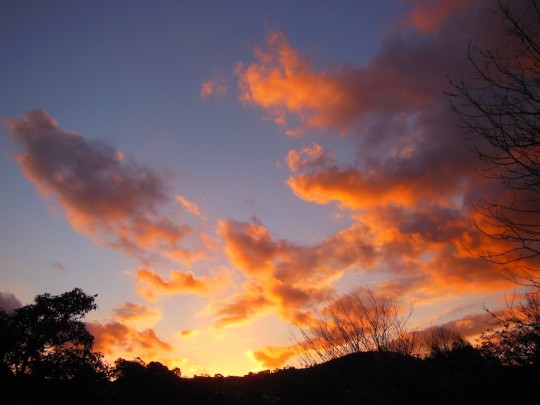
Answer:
450;0;540;283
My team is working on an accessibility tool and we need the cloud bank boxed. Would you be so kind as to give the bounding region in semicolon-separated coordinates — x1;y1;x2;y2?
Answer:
223;0;531;327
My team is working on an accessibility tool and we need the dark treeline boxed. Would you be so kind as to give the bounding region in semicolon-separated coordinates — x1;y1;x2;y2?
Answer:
1;347;538;404
1;288;539;404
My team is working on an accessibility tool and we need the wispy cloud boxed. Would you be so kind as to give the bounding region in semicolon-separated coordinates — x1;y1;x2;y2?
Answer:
176;194;205;219
135;267;231;300
179;329;200;339
52;262;68;272
200;74;228;99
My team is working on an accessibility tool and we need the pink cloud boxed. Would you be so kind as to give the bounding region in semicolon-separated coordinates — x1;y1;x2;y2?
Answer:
2;110;211;265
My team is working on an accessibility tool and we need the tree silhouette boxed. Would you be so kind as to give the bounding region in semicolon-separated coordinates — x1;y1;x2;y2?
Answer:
423;326;470;358
0;288;107;381
449;0;540;283
291;288;416;366
481;289;540;366
114;357;181;382
112;358;184;404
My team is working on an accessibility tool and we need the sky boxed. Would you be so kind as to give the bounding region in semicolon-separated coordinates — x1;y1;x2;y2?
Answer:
0;0;533;376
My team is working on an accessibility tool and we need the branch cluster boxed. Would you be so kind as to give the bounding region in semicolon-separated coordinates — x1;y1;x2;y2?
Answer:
449;0;540;277
291;289;417;366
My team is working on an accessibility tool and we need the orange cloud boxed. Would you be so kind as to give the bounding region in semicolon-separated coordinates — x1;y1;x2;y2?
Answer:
179;329;200;339
135;267;231;300
88;304;197;370
285;143;332;172
229;6;526;317
213;195;518;326
250;345;296;369
236;31;361;134
2;110;210;265
285;165;517;298
288;166;422;209
236;31;442;135
358;204;516;298
211;284;274;328
87;321;172;360
212;218;378;326
218;218;283;277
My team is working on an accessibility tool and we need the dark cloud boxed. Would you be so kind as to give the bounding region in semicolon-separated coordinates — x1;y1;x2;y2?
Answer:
0;291;22;312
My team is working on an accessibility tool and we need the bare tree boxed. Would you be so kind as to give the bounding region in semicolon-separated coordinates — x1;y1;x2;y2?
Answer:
291;288;417;366
422;326;470;358
449;0;540;283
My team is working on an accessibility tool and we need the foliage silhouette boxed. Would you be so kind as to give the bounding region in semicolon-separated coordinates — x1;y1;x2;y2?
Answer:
0;288;110;404
112;358;184;404
423;325;471;358
0;287;107;381
481;289;540;367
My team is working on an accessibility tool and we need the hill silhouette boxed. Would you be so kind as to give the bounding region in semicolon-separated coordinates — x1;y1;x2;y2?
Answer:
2;350;538;404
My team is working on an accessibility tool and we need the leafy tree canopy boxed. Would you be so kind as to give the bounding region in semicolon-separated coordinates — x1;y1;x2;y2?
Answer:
0;288;107;381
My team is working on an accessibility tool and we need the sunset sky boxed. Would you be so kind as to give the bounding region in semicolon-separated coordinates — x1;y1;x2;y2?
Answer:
0;0;531;376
